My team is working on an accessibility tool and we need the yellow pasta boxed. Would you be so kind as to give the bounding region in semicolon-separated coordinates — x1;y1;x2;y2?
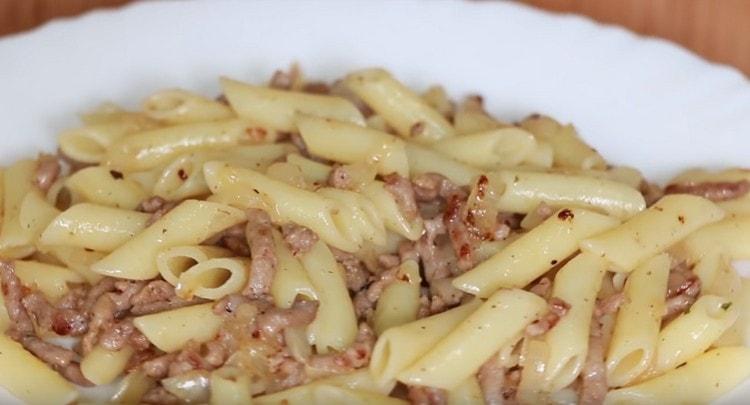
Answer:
92;200;245;279
453;207;619;297
270;230;317;309
143;89;235;124
14;260;85;302
40;203;150;252
605;347;750;405
373;260;422;334
175;257;250;300
156;245;231;286
606;254;670;387
80;345;134;386
431;127;537;169
133;303;223;352
297;114;409;176
344;68;455;143
404;143;480;186
580;195;725;272
65;166;147;210
58;118;158;164
0;335;78;405
520;114;606;170
18;189;61;244
301;240;358;353
221;77;365;131
0;159;36;258
210;367;253;405
486;170;646;219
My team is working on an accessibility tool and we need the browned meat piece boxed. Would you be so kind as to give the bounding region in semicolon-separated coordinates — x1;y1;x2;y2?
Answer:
525;297;570;337
331;248;370;292
142;354;176;379
580;316;609;405
267;352;307;392
594;292;625;318
256;299;318;341
243;209;278;298
138;196;178;226
282;224;319;256
412;173;465;202
212;294;252;316
222;235;251;256
478;354;504;405
98;319;147;351
503;367;522;405
416;217;453;282
302;82;331;95
129;280;201;316
142;386;180;405
18;336;92;386
377;254;400;269
269;65;300;90
443;194;475;271
328;165;353;190
35;154;61;193
639;180;664;207
663;263;701;321
529;277;552;299
0;261;35;334
307;323;376;376
383;173;420;222
407;385;448;405
665;180;750;202
21;292;87;336
167;339;227;376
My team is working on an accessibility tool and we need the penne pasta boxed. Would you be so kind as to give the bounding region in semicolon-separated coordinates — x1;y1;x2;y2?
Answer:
431;127;537;169
143;89;235;124
156;245;231;286
175;257;250;300
65;166;148;210
133;303;223;352
373;260;422;334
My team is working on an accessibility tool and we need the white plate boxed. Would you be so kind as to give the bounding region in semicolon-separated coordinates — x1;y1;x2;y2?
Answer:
1;0;749;403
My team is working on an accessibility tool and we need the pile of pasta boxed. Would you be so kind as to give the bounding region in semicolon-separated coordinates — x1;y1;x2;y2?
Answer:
0;65;749;405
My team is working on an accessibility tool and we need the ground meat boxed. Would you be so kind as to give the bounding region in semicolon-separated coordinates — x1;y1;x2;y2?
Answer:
142;386;180;405
222;235;251;256
412;173;465;202
35;154;61;193
243;209;278;299
138;196;178;226
17;335;92;386
167;340;227;377
0;261;35;334
267;352;308;392
383;173;420;222
639;180;664;207
525;297;571;337
443;194;475;272
529;277;552;299
22;292;88;336
663;263;701;321
478;354;505;405
377;254;400;269
281;224;319;256
594;292;625;318
130;280;201;316
307;323;376;376
665;180;750;202
580;316;609;405
268;65;300;90
302;82;331;95
407;385;448;405
327;165;353;189
399;241;420;263
98;319;149;351
331;248;371;292
416;218;453;282
502;367;522;405
142;354;176;379
256;299;318;341
82;280;146;353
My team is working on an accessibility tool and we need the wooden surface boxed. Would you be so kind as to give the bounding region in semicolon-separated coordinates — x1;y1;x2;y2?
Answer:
1;0;749;76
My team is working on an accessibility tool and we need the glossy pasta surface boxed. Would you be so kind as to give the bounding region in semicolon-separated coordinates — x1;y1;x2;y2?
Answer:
0;65;749;405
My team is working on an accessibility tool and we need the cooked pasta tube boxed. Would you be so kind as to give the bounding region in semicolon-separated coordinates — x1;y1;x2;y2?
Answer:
398;289;547;390
143;89;235;124
301;240;358;353
65;166;148;210
605;347;750;405
580;195;725;272
520;114;606;170
209;367;253;405
447;376;485;405
344;68;454;143
297;114;409;176
431;127;537;168
133;303;223;352
91;200;245;280
14;260;86;302
373;260;422;334
156;245;232;286
286;153;332;185
485;170;646;219
0;335;78;404
606;254;670;387
453;207;619;297
81;345;134;386
175;257;250;300
58;119;157;164
652;295;739;375
18;189;60;244
40;203;150;252
106;118;271;171
544;252;609;391
270;230;317;309
0;160;36;258
255;368;397;404
370;300;482;384
404;143;480;186
221;77;364;131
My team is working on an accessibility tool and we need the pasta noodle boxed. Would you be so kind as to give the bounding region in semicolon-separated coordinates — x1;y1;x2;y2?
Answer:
133;303;224;352
453;207;619;297
156;245;232;286
431;127;537;169
175;257;250;300
143;89;235;124
373;260;422;334
65;166;148;210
